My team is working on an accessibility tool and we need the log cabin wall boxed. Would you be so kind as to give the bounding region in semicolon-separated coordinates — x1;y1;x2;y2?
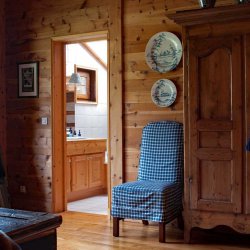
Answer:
4;0;236;211
0;0;6;163
123;0;235;181
123;0;184;181
5;0;112;212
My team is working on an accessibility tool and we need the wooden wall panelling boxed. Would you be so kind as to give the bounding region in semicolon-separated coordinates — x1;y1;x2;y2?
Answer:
5;2;110;40
0;0;6;165
109;0;123;187
5;0;112;212
245;34;250;214
123;0;183;182
4;0;240;212
5;17;53;212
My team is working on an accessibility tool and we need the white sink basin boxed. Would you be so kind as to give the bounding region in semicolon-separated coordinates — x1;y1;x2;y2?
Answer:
67;136;87;141
66;137;107;141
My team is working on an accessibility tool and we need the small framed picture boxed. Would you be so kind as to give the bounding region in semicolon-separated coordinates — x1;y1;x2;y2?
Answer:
18;61;39;98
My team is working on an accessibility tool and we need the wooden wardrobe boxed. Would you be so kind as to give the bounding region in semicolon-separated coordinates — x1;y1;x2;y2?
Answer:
169;4;250;242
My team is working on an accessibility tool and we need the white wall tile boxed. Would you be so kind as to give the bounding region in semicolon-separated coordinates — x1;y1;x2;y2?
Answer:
92;128;107;139
99;128;107;138
66;103;75;111
97;104;107;115
67;115;75;124
66;43;108;139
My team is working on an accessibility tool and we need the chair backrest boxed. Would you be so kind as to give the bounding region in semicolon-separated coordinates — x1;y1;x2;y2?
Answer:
137;121;183;183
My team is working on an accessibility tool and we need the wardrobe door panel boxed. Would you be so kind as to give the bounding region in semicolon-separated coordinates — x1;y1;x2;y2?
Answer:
189;36;243;213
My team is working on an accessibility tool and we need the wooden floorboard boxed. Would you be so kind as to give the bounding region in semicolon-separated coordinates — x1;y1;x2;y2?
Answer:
57;212;250;250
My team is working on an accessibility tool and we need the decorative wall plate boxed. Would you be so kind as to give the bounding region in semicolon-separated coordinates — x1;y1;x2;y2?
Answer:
151;79;177;107
145;32;182;73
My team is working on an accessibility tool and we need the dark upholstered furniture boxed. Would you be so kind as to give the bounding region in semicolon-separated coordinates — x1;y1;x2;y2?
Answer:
0;208;62;250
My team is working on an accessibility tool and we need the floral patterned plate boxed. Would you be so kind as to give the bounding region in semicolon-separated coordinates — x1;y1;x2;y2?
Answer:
145;32;182;73
151;79;177;107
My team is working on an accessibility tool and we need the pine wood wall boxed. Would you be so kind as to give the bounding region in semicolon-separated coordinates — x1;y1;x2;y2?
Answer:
4;0;236;211
123;0;235;181
0;0;6;163
5;0;112;211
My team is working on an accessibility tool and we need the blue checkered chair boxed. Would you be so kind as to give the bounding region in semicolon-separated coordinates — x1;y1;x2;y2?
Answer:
111;121;183;242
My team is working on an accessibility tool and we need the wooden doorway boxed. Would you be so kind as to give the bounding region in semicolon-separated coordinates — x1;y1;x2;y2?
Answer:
51;31;121;213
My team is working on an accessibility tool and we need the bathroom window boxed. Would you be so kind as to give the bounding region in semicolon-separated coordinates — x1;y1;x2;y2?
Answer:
74;65;97;103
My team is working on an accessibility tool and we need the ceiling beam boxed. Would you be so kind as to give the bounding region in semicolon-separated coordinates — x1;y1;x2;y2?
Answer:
80;42;107;70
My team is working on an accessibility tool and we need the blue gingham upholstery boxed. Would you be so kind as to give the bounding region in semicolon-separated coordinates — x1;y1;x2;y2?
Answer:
111;121;183;223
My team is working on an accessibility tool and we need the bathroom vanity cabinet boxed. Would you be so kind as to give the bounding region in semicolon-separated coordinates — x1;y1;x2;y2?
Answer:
66;139;107;202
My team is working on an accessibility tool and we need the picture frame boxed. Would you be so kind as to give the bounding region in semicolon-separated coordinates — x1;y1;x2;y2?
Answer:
18;61;39;98
74;64;91;100
74;64;97;103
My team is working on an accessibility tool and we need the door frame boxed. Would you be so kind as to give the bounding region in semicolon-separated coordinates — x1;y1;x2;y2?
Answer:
51;28;123;212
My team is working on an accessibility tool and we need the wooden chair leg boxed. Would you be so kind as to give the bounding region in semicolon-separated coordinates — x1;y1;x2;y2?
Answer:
113;217;120;237
142;220;149;225
159;222;166;243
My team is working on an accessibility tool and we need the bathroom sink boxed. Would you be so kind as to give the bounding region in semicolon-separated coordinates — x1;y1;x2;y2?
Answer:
66;137;107;141
66;136;87;141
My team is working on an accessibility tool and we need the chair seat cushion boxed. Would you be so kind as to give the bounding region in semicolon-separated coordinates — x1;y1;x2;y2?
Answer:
111;180;182;223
